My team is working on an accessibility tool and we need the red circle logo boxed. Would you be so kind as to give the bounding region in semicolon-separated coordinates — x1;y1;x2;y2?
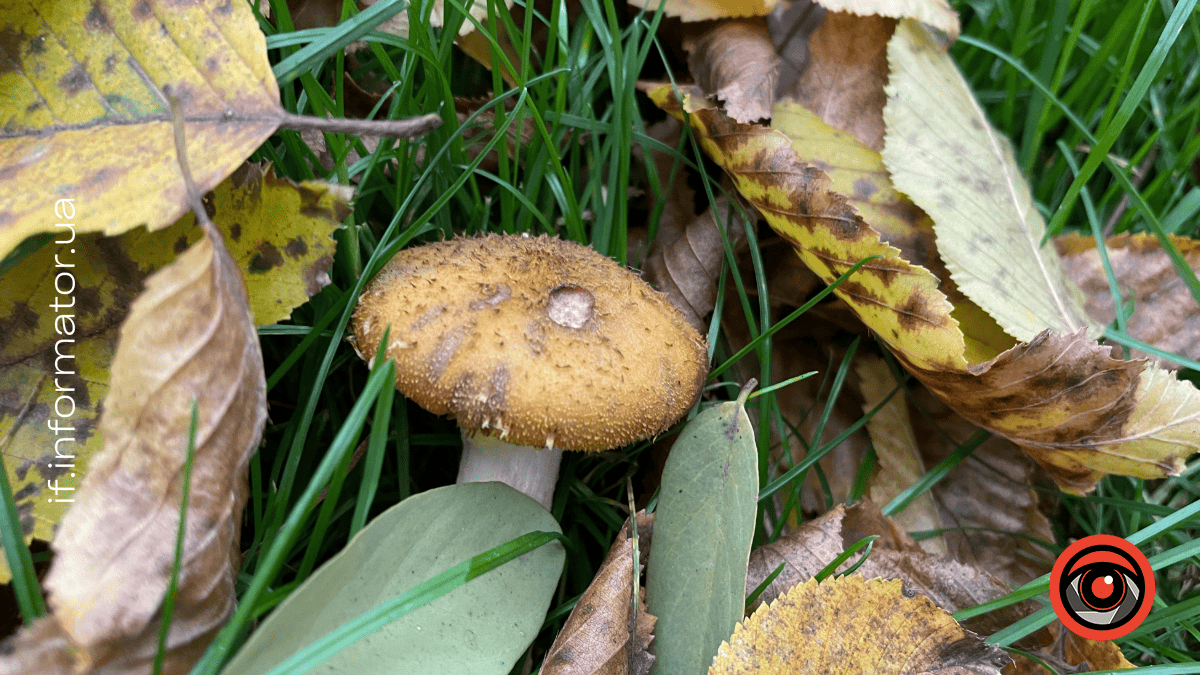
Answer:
1050;534;1154;640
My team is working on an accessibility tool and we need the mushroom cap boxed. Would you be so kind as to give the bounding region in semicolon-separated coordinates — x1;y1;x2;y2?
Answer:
349;233;709;451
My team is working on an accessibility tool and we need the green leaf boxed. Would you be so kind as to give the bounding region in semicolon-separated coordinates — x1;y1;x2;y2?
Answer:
221;482;564;675
646;383;759;675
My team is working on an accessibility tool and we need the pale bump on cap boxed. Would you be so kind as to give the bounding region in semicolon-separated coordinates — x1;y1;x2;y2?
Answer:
349;233;710;451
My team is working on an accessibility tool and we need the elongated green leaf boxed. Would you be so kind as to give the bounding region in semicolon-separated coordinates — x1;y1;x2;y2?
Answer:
646;384;759;675
222;482;564;675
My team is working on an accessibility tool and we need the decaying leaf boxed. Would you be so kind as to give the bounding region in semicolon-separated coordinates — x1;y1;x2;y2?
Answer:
1056;231;1200;364
542;512;657;675
0;167;348;581
646;386;758;675
644;196;749;332
882;19;1098;344
0;0;278;258
684;19;779;124
0;220;267;673
814;0;959;40
650;84;968;374
712;575;1009;675
855;355;945;556
904;329;1197;494
775;12;894;151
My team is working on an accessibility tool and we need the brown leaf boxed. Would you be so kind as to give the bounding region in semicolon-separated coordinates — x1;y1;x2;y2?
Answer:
1056;231;1200;365
745;501;920;610
644;196;750;332
776;11;894;151
684;19;779;124
543;513;657;675
0;225;267;673
899;329;1195;494
815;0;959;40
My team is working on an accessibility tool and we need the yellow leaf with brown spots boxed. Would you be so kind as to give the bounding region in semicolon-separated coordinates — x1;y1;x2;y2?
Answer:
0;166;347;582
882;19;1099;344
625;0;777;22
0;0;279;258
649;84;967;373
711;575;1009;675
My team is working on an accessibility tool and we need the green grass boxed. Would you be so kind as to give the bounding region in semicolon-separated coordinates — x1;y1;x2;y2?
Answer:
3;0;1198;671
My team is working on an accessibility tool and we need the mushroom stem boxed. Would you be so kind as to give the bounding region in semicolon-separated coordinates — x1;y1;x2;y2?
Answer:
456;432;563;510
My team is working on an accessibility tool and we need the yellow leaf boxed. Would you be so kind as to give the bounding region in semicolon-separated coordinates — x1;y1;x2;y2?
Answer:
649;84;968;373
882;19;1099;343
711;575;1009;674
0;0;280;258
0;166;347;582
0;219;266;671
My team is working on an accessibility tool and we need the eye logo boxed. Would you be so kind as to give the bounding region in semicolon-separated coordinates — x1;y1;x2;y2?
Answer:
1050;534;1154;640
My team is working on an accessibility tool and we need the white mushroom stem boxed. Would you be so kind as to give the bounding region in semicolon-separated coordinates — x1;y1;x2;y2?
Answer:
456;431;563;510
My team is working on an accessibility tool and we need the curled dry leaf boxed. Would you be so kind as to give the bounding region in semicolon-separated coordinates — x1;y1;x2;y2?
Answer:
542;513;657;675
1056;231;1200;364
644;195;750;333
713;575;1009;675
684;18;779;124
0;225;267;673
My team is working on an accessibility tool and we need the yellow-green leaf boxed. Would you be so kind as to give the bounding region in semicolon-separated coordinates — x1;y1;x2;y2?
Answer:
881;18;1099;343
0;0;280;258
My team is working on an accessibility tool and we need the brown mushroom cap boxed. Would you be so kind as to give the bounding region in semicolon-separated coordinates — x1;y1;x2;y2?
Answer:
350;233;709;451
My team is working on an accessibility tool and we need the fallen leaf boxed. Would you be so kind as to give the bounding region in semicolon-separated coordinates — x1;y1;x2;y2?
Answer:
625;0;777;23
814;0;959;40
882;19;1098;344
0;0;278;258
855;355;945;556
542;512;657;675
0;219;267;673
904;329;1197;494
0;167;348;581
221;483;564;675
711;575;1009;675
646;386;758;675
649;79;1198;493
649;84;968;374
907;385;1056;588
684;19;779;124
775;12;894;151
644;195;749;332
745;501;921;611
1056;231;1200;364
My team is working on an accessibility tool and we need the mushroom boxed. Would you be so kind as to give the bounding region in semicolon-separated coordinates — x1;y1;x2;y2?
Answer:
349;233;709;509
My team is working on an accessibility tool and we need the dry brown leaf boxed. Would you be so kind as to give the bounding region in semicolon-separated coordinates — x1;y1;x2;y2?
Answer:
908;385;1056;588
0;223;267;673
855;355;946;555
684;19;779;124
714;575;1008;675
814;0;959;40
745;501;920;610
644;196;750;332
1056;231;1200;365
775;11;894;151
542;513;657;675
